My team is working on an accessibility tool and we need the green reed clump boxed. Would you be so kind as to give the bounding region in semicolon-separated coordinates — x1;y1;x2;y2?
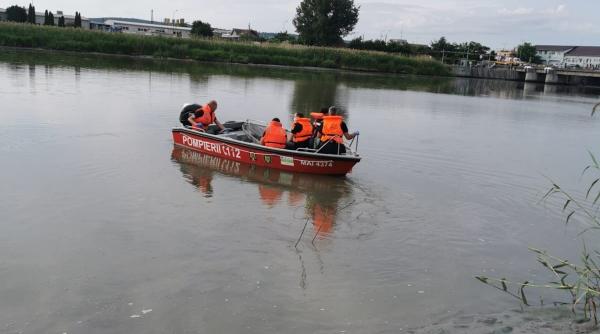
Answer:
0;22;449;76
477;114;600;325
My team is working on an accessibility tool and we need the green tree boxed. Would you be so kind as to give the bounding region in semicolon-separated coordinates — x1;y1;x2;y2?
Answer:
58;16;65;27
456;41;491;61
27;4;36;24
517;42;541;64
191;20;213;37
293;0;359;46
74;12;82;28
47;11;55;26
271;31;297;43
6;5;27;22
430;37;456;63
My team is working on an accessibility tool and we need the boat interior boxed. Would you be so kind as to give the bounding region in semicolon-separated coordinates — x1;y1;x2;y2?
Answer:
184;120;359;156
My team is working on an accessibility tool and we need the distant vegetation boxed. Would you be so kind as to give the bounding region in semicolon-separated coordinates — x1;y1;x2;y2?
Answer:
0;22;449;76
4;4;83;28
348;37;431;56
191;20;213;38
293;0;359;46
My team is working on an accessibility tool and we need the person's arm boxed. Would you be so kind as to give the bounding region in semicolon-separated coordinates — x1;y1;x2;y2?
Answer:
188;114;196;126
260;131;266;145
289;123;301;141
342;122;357;140
188;114;205;131
214;117;225;131
344;132;357;140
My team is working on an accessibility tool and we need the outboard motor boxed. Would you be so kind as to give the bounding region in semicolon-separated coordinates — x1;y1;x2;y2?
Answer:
179;103;201;126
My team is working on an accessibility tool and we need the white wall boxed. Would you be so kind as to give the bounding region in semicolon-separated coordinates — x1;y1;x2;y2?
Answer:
536;49;571;65
564;56;600;68
110;22;191;38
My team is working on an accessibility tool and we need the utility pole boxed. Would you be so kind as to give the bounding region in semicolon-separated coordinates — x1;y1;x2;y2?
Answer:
151;9;153;23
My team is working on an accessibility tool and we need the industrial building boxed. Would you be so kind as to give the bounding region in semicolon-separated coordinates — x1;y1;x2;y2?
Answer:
90;18;191;38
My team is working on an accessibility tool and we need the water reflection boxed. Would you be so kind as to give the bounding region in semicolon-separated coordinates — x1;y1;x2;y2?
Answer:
290;73;339;118
3;49;599;104
171;146;352;238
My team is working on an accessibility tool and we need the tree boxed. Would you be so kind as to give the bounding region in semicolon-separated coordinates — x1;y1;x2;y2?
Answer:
271;31;297;43
191;20;213;37
58;16;65;27
430;37;456;63
47;11;55;26
6;5;27;22
293;0;359;46
456;41;490;61
27;4;36;24
74;12;82;28
517;42;541;64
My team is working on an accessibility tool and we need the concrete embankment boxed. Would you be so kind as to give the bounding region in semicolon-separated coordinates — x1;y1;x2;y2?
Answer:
452;65;600;87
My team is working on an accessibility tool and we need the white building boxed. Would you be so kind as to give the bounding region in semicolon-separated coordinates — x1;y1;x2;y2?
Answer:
102;19;191;38
535;45;574;66
563;47;600;69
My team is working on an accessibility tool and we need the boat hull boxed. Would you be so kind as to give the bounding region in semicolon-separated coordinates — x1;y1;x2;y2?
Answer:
172;128;360;175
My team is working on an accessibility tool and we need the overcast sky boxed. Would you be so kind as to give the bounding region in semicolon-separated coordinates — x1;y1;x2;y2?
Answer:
2;0;598;48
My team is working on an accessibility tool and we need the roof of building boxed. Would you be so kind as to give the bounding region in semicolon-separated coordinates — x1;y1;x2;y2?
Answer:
105;19;192;31
565;46;600;57
535;45;575;52
232;28;259;36
91;17;159;26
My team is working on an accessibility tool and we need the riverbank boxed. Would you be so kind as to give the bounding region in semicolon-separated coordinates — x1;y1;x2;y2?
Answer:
0;22;449;76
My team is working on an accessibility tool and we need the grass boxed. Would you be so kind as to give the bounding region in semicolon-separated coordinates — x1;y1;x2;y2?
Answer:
0;22;450;76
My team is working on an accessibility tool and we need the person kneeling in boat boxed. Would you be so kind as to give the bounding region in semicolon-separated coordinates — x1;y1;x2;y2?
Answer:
260;118;287;149
317;106;359;155
288;113;313;150
185;100;225;134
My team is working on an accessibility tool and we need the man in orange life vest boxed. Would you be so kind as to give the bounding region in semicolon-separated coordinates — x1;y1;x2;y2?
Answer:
184;100;225;134
260;118;288;149
288;113;313;150
317;106;359;154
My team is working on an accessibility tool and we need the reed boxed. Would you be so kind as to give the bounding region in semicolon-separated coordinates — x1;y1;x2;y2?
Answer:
477;113;600;326
0;22;449;76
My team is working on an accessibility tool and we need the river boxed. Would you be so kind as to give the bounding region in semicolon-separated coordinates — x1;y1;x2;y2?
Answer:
1;49;600;334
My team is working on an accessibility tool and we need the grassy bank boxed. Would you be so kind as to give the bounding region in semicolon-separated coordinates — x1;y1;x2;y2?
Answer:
0;22;449;76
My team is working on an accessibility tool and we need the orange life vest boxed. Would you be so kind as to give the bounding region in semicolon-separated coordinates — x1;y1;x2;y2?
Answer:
263;121;287;149
193;104;215;127
320;115;344;144
292;117;313;143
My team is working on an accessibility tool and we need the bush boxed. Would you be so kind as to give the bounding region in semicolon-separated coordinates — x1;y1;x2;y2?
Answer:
0;22;450;76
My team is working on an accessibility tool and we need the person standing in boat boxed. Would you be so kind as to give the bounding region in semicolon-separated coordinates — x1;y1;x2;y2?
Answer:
181;100;225;134
317;106;359;155
260;118;287;149
288;113;313;150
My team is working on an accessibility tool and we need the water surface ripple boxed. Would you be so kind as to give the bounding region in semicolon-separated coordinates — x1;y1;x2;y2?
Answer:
1;50;599;334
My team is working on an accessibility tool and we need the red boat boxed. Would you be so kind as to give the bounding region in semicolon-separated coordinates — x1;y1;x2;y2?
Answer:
172;120;361;176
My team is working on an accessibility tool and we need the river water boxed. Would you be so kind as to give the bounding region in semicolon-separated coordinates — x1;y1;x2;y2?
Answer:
1;49;600;334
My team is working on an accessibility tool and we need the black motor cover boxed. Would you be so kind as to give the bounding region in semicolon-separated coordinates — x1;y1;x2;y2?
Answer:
179;103;201;125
